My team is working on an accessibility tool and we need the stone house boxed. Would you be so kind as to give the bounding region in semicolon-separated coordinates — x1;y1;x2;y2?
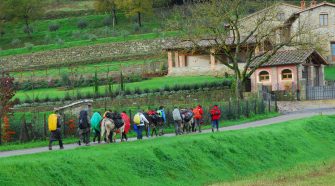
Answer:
164;1;334;95
249;49;328;99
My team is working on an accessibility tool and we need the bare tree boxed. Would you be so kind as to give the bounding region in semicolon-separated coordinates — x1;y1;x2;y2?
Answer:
168;0;311;99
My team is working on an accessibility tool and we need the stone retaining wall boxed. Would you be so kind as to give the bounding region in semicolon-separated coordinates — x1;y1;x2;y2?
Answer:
0;39;174;71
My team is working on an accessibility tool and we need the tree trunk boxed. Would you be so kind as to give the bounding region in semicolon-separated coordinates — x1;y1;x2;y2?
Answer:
24;17;32;38
0;117;2;145
113;8;117;26
138;12;142;27
235;77;244;100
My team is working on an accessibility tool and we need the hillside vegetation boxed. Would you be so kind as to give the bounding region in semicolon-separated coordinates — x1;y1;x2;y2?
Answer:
0;115;334;185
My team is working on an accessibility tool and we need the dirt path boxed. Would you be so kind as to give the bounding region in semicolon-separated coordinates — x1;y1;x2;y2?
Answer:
1;107;335;158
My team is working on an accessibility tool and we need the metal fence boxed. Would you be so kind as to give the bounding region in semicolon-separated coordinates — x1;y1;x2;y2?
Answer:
306;86;335;100
4;96;274;143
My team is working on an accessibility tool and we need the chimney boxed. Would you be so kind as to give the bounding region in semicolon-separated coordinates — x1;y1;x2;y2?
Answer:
310;0;317;7
301;0;306;10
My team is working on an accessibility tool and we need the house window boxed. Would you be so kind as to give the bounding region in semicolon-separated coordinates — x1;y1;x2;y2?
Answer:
282;69;293;80
277;12;285;21
319;14;328;26
259;71;270;82
331;43;335;62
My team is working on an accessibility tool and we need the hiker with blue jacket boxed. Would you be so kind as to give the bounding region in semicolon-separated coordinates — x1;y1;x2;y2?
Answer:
157;106;166;135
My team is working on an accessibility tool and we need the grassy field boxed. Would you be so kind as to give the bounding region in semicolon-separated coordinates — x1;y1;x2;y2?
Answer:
218;159;335;185
0;112;279;152
0;31;178;57
15;76;224;101
0;11;163;50
0;115;334;185
325;66;335;81
11;57;163;79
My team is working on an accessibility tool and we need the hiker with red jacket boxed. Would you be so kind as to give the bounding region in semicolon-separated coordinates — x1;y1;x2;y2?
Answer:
121;111;131;141
210;105;221;132
193;105;204;133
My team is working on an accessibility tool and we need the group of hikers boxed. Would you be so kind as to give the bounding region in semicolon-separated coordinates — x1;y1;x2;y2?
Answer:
47;104;222;150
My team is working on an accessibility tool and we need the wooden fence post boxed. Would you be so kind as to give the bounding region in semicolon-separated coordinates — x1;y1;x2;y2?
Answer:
44;113;47;139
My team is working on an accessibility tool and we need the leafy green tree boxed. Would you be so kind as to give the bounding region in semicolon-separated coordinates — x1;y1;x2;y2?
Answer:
2;0;45;37
116;0;153;27
94;0;118;28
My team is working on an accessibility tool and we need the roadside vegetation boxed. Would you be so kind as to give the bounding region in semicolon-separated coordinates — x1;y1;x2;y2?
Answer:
0;112;279;152
0;115;334;185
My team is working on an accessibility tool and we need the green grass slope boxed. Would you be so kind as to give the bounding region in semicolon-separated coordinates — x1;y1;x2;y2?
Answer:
0;115;335;185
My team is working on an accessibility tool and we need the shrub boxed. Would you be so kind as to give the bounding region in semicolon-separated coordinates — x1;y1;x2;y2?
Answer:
144;88;150;93
125;89;132;95
111;30;119;37
153;28;161;36
24;43;34;51
77;19;88;29
43;95;50;102
52;97;60;102
0;29;5;37
89;34;98;41
34;96;40;103
181;84;191;90
163;85;171;92
44;34;53;44
23;25;33;34
134;87;142;94
72;30;81;39
172;84;181;91
153;88;160;93
200;82;209;89
121;30;130;40
24;96;32;104
56;38;64;46
103;16;113;27
61;73;71;88
48;23;60;32
11;39;21;47
64;92;72;101
76;91;83;99
133;23;140;33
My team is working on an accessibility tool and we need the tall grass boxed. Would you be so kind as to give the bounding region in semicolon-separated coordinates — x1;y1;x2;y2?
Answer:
0;115;335;185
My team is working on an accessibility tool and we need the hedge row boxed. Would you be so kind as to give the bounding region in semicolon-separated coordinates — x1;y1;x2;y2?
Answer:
20;80;232;104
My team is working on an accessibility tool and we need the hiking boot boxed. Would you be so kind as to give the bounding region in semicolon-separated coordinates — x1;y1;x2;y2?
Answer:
78;141;81;146
48;146;52;150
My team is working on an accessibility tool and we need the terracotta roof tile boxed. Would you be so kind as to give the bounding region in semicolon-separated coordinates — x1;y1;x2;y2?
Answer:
250;49;315;67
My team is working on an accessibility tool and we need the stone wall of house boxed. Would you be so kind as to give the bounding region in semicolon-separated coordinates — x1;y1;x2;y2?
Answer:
291;5;335;61
0;39;174;71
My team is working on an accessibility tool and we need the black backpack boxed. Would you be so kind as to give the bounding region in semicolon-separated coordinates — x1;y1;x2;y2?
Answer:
112;112;124;129
79;110;89;129
184;111;194;122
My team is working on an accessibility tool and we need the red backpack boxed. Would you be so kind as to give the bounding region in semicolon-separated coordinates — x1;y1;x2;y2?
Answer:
193;108;201;119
